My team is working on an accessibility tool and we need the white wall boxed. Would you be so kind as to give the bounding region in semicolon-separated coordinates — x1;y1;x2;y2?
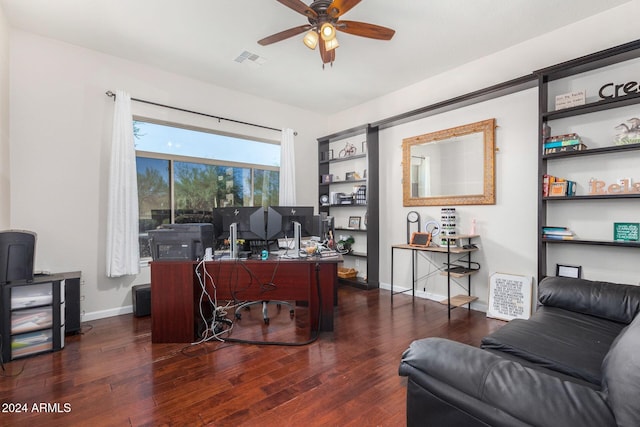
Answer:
9;31;327;320
330;1;640;131
0;6;9;229
380;89;538;311
327;1;640;311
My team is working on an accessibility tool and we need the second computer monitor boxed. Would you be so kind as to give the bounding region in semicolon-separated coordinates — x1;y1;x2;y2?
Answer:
212;207;266;241
266;206;314;240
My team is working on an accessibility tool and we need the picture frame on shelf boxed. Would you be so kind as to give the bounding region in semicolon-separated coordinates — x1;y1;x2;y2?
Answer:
409;232;431;247
549;181;568;197
348;216;361;229
613;222;639;241
556;264;582;279
321;174;333;184
345;171;361;181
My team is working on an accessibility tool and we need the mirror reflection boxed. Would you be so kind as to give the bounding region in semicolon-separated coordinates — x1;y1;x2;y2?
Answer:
403;119;496;206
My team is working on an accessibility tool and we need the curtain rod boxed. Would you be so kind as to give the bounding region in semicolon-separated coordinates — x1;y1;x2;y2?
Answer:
105;90;296;135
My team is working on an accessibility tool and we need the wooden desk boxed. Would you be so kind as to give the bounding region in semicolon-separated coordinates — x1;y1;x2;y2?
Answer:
150;256;341;343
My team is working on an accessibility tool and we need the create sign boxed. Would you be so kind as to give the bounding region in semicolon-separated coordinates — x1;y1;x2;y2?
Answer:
589;178;640;195
599;80;640;100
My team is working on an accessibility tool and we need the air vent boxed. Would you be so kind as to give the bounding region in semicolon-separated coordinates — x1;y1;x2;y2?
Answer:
233;50;266;66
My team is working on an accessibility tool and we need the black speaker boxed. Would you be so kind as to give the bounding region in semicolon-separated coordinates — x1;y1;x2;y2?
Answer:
65;277;82;334
132;283;151;317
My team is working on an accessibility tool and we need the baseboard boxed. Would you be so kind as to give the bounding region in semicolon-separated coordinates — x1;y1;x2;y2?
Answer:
80;286;488;322
380;282;487;312
82;305;134;322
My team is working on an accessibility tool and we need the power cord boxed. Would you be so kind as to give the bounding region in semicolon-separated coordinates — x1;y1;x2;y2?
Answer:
0;336;26;377
188;260;324;347
193;260;237;344
222;262;323;346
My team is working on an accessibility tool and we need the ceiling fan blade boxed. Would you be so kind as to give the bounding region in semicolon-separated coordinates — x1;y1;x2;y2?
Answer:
336;20;395;40
328;0;361;18
258;24;312;46
319;41;336;64
276;0;318;18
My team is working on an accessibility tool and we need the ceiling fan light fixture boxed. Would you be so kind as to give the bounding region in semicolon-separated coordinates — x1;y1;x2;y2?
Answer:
303;30;319;49
320;23;336;41
325;37;339;51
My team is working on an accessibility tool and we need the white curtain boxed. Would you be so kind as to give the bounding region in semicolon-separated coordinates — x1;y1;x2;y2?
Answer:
279;128;297;205
106;90;140;277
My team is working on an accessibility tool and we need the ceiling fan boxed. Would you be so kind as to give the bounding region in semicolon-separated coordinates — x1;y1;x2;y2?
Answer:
258;0;395;67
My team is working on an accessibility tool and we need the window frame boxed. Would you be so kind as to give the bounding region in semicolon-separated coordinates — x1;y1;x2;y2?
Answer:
134;118;281;261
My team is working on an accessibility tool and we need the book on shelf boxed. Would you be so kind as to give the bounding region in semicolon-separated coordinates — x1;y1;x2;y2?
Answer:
544;143;588;154
542;225;575;240
542;226;574;236
543;138;582;149
543;234;575;240
544;133;579;143
543;133;587;154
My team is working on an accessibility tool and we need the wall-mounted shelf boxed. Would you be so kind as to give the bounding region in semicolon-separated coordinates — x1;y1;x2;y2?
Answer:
320;153;367;164
536;40;640;281
543;194;640;201
541;239;640;248
318;125;379;290
543;142;640;159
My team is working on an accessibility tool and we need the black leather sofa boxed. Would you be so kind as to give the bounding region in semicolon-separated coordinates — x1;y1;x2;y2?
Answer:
398;276;640;427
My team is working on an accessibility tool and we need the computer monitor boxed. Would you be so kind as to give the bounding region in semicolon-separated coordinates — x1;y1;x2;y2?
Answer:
0;230;36;284
266;206;314;240
148;223;214;261
312;214;334;241
212;207;266;241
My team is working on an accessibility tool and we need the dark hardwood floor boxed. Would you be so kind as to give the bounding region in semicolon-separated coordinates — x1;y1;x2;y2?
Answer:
0;286;505;426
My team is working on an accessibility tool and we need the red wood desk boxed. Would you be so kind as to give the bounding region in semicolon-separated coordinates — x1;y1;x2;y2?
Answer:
150;256;341;343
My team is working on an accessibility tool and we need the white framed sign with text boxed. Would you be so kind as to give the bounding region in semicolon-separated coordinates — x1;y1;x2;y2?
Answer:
487;272;533;321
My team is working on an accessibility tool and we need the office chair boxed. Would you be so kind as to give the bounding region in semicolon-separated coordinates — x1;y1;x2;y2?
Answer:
234;300;294;325
233;240;295;325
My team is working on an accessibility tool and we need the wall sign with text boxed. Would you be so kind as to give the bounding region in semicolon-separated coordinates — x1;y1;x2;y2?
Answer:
599;80;640;100
487;272;532;321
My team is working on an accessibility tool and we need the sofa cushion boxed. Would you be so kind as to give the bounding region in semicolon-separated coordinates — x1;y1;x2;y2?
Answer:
601;314;640;427
400;338;617;427
481;306;626;385
538;277;640;323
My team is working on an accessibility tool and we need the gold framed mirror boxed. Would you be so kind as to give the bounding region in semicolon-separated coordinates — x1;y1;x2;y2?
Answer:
402;118;496;206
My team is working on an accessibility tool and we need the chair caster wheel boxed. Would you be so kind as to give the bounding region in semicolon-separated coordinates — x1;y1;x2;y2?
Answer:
264;318;270;325
235;313;241;320
289;310;294;319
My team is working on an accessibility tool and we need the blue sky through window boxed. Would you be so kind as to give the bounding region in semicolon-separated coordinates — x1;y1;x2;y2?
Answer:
134;121;280;167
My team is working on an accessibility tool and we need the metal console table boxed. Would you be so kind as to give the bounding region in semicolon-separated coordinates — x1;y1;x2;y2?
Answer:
390;234;480;318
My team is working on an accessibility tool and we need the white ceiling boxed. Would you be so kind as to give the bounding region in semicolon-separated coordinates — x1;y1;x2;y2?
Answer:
0;0;632;114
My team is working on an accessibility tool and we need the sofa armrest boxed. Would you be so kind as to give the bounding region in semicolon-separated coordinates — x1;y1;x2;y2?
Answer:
399;338;617;427
538;276;640;323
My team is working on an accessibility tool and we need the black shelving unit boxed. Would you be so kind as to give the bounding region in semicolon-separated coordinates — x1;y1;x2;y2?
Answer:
1;280;63;362
536;39;640;281
318;125;379;289
0;271;81;363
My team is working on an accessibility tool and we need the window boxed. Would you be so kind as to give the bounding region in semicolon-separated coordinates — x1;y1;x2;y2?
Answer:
134;120;280;258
